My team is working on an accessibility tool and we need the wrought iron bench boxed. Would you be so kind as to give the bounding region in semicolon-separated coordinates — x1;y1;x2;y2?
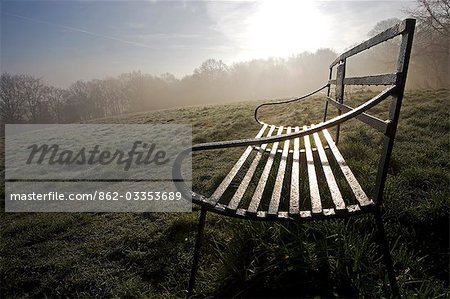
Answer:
173;18;415;298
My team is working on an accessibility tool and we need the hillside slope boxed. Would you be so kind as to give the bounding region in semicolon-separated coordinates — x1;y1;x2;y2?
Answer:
1;89;448;298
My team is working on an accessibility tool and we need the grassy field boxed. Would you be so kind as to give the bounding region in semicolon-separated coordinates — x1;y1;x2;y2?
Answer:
0;89;448;298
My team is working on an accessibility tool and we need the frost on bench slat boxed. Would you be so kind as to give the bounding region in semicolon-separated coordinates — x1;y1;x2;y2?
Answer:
268;127;291;216
247;126;284;214
322;129;373;207
289;126;300;215
312;130;346;211
304;125;322;214
227;125;275;211
208;124;268;205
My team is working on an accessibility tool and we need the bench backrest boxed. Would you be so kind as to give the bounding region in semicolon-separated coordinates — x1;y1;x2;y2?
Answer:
326;18;415;131
325;18;416;206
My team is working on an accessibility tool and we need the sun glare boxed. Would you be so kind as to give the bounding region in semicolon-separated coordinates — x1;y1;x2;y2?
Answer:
239;0;330;60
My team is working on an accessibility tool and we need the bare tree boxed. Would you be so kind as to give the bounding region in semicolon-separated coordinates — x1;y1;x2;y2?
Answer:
405;0;450;88
22;76;48;123
193;59;228;81
0;73;27;123
408;0;450;37
368;18;402;36
0;74;51;123
46;87;66;123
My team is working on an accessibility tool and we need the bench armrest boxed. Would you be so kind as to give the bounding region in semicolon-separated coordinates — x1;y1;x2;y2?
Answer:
254;84;329;125
197;85;394;151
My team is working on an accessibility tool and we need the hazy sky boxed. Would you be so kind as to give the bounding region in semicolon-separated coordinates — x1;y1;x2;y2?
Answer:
1;0;415;87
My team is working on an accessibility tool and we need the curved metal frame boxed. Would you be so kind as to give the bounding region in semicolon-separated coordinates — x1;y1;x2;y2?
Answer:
254;84;330;126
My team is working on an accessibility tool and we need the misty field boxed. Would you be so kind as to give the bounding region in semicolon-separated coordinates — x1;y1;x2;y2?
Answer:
0;89;448;298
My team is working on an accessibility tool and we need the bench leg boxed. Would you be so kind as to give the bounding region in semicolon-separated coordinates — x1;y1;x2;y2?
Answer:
187;207;207;298
374;210;400;297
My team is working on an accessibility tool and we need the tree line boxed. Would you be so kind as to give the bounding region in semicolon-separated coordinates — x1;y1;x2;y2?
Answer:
1;0;448;124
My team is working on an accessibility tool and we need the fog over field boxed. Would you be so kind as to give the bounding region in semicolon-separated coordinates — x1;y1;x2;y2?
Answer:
1;1;448;124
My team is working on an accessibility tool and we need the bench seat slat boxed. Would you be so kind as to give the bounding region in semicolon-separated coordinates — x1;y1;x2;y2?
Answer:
227;125;275;210
268;127;291;215
208;125;373;218
304;125;322;214
322;129;373;207
289;126;300;214
208;124;268;205
312;131;346;211
247;126;284;214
